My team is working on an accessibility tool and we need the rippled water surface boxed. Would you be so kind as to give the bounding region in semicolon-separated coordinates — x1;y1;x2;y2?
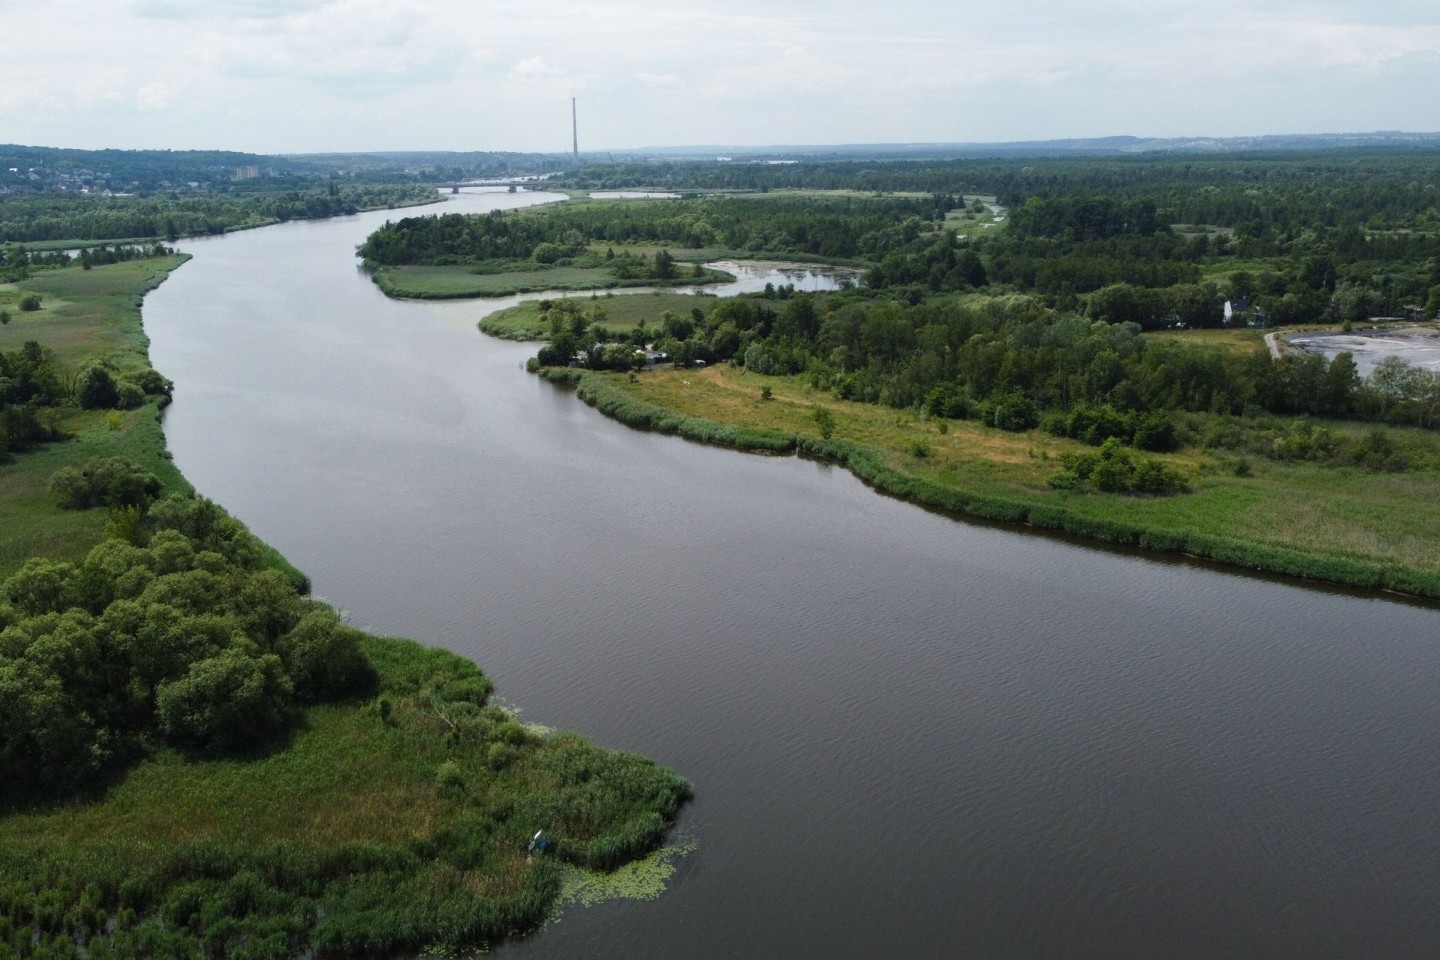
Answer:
144;190;1440;960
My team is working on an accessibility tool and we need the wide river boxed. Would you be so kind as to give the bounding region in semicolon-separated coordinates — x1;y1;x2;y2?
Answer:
145;190;1440;960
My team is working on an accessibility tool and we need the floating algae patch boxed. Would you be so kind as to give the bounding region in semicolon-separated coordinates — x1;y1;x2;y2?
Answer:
553;834;698;912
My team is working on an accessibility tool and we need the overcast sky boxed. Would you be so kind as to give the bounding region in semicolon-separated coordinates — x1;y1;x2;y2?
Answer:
2;0;1437;154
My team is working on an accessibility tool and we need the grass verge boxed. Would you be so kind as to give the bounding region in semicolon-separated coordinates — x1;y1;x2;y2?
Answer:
539;363;1440;600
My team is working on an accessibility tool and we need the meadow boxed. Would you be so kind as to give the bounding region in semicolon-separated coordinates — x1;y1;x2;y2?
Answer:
0;259;192;574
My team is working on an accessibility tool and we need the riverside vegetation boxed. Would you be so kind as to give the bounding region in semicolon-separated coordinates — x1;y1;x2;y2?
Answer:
0;236;690;957
394;151;1440;597
356;194;896;299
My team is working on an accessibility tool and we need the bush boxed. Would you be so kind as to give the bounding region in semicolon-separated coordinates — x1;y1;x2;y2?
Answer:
1048;438;1187;496
77;365;119;410
114;381;146;410
127;368;173;397
978;391;1037;431
156;649;295;755
276;612;378;703
18;294;41;312
50;457;161;510
813;407;835;439
923;382;969;419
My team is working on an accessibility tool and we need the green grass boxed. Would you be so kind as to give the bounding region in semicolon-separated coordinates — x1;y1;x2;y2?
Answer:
482;291;717;341
544;363;1440;598
15;238;163;252
370;263;725;300
0;259;194;576
1201;257;1286;281
1142;327;1269;356
1;635;691;957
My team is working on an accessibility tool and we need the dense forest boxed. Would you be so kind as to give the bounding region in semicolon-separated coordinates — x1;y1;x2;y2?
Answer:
0;490;691;957
537;288;1439;448
560;151;1440;230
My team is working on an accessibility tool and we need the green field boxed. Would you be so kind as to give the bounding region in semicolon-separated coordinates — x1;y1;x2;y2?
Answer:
0;260;193;574
481;291;717;341
1141;326;1270;356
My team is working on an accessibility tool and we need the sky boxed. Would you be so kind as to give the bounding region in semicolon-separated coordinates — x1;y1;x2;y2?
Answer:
2;0;1437;154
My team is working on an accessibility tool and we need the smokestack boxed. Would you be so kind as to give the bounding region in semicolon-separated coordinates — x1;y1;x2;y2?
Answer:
571;98;579;163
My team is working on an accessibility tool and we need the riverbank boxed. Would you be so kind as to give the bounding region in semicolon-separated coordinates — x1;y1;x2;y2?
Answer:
482;291;716;341
370;261;732;300
538;364;1440;600
0;256;692;956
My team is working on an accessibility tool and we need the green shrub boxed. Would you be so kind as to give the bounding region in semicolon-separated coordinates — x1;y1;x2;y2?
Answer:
1049;438;1187;495
813;407;835;439
49;457;161;511
276;612;378;703
155;649;294;755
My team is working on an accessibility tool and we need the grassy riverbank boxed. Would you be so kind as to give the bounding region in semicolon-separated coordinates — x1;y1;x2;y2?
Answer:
0;257;692;957
539;363;1440;599
482;291;715;341
370;262;730;300
1;259;193;573
1;633;690;958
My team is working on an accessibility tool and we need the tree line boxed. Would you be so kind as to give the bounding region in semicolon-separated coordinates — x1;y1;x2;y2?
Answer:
358;196;939;267
0;182;436;244
536;286;1440;463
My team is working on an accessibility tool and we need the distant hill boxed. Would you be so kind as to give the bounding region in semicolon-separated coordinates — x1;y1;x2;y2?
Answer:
608;131;1440;161
6;131;1439;196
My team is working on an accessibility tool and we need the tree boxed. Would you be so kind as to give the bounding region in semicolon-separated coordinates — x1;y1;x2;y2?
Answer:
0;658;103;796
277;611;378;703
3;558;77;616
813;407;836;439
77;364;119;410
49;457;161;510
156;649;294;754
1323;352;1359;414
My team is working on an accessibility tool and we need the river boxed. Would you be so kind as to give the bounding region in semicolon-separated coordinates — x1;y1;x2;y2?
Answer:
144;189;1440;960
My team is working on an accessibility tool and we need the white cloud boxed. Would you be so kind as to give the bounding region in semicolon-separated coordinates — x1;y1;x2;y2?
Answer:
136;81;172;112
508;56;565;84
0;0;1436;151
